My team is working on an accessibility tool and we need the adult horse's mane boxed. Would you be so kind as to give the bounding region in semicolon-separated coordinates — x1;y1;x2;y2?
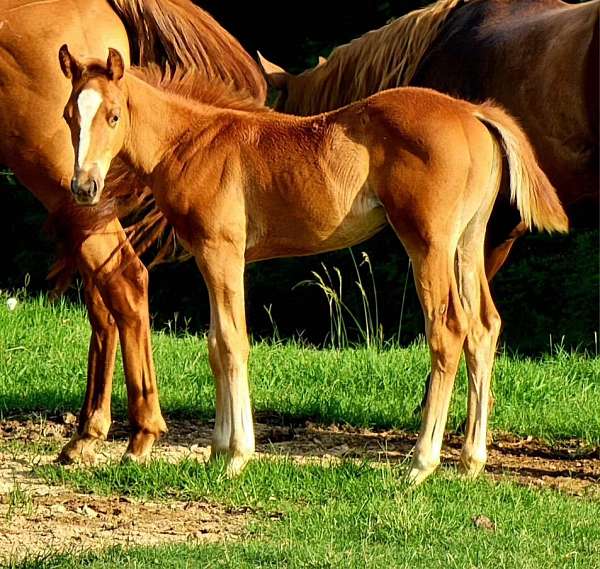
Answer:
108;0;266;101
49;0;268;286
290;0;464;114
130;65;271;113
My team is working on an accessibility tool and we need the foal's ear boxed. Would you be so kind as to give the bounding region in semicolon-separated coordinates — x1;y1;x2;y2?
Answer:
317;56;328;67
58;44;81;81
257;51;289;90
106;48;125;82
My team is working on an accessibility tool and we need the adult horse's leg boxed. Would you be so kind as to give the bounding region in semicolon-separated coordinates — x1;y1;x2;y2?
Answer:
57;277;118;463
406;244;469;484
3;162;134;463
195;239;254;476
484;222;527;280
59;219;167;463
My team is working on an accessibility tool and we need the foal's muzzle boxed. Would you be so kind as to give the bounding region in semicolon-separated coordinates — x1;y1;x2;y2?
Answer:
71;167;103;206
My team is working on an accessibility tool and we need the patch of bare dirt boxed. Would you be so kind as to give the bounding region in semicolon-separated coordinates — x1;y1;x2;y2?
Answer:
0;415;598;561
0;417;249;564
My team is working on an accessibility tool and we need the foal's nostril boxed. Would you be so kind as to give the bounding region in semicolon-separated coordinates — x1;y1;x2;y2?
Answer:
89;178;97;198
70;177;78;194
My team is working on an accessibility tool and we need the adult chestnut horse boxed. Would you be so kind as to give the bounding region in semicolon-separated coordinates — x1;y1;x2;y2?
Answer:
58;47;566;483
259;0;598;277
0;0;265;464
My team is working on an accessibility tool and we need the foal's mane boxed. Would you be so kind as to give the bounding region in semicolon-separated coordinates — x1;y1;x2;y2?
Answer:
291;0;464;114
130;65;271;113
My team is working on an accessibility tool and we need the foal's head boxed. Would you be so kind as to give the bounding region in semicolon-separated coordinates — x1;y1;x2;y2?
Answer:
59;45;127;206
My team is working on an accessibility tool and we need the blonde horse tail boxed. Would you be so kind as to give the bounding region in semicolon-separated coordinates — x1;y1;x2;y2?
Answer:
474;102;569;233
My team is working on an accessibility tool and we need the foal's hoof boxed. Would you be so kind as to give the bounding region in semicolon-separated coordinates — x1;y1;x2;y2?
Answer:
225;453;252;478
210;447;253;477
458;455;486;479
406;455;439;486
57;435;98;465
406;464;438;486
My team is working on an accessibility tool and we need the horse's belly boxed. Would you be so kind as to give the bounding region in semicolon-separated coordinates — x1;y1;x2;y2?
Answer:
246;186;387;262
318;196;388;251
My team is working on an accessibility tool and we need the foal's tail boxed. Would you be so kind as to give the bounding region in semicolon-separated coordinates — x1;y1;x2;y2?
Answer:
474;102;569;233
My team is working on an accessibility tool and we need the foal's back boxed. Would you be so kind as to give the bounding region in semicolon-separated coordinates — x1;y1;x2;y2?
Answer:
242;87;494;262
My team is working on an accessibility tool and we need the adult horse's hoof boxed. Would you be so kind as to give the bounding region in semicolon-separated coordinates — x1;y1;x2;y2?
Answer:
121;431;157;465
57;434;99;465
121;450;151;465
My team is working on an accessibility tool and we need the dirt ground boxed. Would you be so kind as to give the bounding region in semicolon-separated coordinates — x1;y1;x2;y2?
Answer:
0;415;598;563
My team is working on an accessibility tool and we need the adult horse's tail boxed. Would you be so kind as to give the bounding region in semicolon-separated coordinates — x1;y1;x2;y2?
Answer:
474;103;569;233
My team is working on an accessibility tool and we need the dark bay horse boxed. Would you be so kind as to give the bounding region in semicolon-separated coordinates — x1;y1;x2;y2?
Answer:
259;0;598;277
0;0;265;464
58;47;566;483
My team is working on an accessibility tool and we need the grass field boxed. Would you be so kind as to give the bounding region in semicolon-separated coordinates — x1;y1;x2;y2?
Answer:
1;295;599;441
1;294;599;568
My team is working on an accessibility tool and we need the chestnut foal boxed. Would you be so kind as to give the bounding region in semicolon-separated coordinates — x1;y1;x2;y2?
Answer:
58;46;567;483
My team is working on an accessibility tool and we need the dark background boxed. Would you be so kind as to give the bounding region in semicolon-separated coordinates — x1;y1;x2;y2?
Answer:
0;0;597;354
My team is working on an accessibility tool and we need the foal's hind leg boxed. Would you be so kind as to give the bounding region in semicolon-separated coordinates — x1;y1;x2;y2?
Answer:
415;222;525;424
408;246;469;485
458;263;501;477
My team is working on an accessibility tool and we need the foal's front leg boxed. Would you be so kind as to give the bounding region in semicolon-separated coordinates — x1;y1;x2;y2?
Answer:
195;242;254;476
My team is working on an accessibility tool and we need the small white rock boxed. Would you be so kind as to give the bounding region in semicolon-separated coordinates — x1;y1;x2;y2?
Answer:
81;505;99;518
6;297;17;311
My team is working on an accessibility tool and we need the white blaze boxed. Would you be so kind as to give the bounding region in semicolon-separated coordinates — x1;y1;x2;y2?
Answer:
76;89;103;168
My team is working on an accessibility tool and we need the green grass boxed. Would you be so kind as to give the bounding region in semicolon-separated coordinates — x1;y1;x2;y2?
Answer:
1;294;599;442
11;458;600;568
2;295;600;568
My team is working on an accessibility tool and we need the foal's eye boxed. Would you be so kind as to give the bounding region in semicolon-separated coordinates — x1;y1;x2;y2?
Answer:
108;113;120;127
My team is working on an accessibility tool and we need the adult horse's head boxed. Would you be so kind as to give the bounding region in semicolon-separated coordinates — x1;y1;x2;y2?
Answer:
59;44;127;206
257;52;326;114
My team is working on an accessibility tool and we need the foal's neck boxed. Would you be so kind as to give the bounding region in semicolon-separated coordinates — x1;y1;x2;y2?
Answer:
121;73;216;175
